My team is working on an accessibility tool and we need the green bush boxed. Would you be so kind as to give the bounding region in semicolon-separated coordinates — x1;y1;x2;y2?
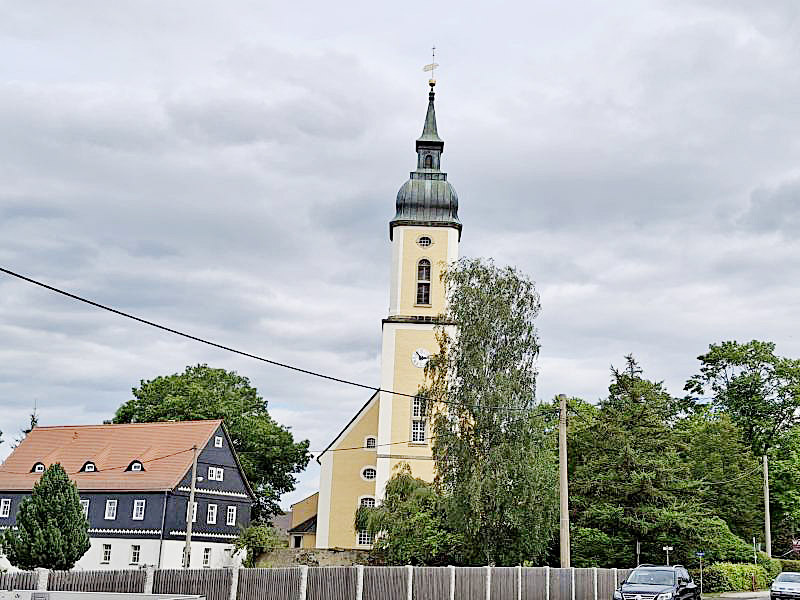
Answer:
702;563;769;592
780;559;800;572
757;552;782;580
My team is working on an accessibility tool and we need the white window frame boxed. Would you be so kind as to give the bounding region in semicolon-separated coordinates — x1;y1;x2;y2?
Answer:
84;462;96;472
102;543;112;563
216;467;224;481
207;503;217;525
364;436;377;449
130;544;140;564
358;496;376;508
356;530;373;546
226;505;237;526
214;436;223;448
104;499;118;520
33;463;45;473
0;499;10;518
411;397;427;443
202;547;211;567
80;499;90;517
132;499;146;521
207;466;216;481
130;461;143;472
361;467;377;481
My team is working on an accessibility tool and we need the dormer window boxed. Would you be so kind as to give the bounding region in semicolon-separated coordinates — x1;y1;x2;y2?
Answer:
81;461;97;473
127;461;144;472
31;462;45;473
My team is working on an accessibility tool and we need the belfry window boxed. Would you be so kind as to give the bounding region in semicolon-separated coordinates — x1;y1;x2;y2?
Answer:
411;396;427;443
424;154;433;168
416;259;431;305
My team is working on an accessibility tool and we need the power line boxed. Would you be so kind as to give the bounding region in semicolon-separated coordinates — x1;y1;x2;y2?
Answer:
0;266;541;413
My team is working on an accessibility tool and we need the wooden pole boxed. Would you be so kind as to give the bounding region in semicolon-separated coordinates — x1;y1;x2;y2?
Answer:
183;444;198;568
764;454;772;558
559;393;571;568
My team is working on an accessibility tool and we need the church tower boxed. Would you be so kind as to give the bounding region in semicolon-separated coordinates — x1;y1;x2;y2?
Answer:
313;81;461;550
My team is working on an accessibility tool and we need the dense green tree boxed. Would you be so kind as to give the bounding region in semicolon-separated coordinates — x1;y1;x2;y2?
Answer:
682;408;762;542
1;464;90;570
113;364;311;518
423;258;559;565
766;426;800;554
356;466;463;565
233;522;284;567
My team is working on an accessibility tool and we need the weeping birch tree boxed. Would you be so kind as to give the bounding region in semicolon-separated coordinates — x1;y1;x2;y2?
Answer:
421;257;558;565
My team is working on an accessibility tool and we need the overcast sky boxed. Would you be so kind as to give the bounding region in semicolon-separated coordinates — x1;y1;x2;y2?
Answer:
1;1;799;508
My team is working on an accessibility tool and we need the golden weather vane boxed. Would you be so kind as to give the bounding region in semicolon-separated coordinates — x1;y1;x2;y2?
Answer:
423;45;439;86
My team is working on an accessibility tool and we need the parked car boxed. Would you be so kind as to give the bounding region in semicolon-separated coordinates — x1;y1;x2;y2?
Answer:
613;565;699;600
771;572;800;600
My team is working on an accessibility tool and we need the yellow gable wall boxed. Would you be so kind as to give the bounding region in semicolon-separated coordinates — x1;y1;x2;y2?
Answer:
290;492;318;529
325;396;380;548
397;227;451;316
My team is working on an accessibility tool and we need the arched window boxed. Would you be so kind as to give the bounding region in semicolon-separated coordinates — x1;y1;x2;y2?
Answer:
424;154;433;168
31;462;45;473
360;496;376;508
416;259;431;305
365;436;376;449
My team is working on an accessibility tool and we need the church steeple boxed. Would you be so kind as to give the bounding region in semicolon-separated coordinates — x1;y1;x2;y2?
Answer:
390;81;461;240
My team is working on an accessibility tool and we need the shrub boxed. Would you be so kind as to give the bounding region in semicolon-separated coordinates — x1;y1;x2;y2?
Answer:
757;552;782;580
780;559;800;572
702;562;769;592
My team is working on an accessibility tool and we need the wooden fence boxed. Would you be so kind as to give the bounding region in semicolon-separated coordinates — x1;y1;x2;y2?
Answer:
3;565;636;600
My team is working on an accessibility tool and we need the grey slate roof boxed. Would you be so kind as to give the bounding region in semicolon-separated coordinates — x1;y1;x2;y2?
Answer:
390;83;461;240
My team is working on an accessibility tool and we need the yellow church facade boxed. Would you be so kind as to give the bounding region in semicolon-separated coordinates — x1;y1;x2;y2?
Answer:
313;80;462;549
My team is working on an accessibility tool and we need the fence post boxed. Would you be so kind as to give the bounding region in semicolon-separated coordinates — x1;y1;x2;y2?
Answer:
517;565;522;600
613;568;618;589
545;566;550;600
299;565;309;600
356;565;364;600
572;567;576;600
450;565;456;600
144;565;155;594
593;567;598;600
228;565;240;600
35;568;49;591
406;565;413;600
486;565;492;600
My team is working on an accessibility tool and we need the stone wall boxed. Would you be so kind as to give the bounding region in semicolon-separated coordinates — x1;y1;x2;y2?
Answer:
255;547;371;568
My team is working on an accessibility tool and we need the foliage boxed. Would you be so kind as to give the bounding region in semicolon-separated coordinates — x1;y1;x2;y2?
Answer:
113;364;311;518
233;523;283;568
355;466;463;565
686;340;800;455
758;553;783;580
571;527;623;567
682;408;762;542
12;410;38;449
779;559;800;572
423;258;558;565
767;426;800;554
701;562;768;592
1;464;90;570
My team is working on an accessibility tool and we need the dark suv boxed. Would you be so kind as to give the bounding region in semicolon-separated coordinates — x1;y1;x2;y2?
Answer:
613;565;699;600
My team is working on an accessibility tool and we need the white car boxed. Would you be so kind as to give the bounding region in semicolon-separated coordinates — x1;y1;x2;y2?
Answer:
771;572;800;600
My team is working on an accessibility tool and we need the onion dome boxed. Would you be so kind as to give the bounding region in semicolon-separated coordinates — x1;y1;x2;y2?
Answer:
390;81;461;240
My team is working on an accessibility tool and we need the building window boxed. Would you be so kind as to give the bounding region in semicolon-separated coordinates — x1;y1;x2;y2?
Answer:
207;503;217;525
102;544;112;564
412;396;427;443
82;462;96;472
80;499;89;517
203;547;211;567
207;466;224;481
32;463;45;473
356;530;373;546
365;436;376;449
226;506;237;526
132;499;146;521
214;436;223;448
360;497;376;508
128;461;143;472
416;259;431;305
104;499;118;520
361;467;376;481
130;544;140;565
0;499;10;518
292;535;302;549
424;154;433;168
186;501;197;523
417;236;432;247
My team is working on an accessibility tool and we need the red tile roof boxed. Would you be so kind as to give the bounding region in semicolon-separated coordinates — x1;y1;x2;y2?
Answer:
0;420;222;492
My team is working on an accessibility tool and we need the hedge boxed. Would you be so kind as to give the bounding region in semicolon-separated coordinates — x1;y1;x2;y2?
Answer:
780;559;800;573
701;562;769;592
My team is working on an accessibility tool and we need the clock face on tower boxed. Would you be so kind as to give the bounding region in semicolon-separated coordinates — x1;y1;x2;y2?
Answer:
411;348;431;368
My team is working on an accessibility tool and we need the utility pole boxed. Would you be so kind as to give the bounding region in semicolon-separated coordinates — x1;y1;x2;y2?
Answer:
558;393;570;568
763;455;772;557
183;445;199;568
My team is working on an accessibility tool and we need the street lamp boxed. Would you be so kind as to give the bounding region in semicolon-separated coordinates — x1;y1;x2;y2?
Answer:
663;546;674;566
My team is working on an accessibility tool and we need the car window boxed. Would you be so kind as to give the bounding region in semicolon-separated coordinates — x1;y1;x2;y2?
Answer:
776;574;800;583
680;569;691;582
627;570;675;586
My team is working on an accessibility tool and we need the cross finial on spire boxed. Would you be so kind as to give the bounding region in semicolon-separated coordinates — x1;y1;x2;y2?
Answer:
423;45;439;88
